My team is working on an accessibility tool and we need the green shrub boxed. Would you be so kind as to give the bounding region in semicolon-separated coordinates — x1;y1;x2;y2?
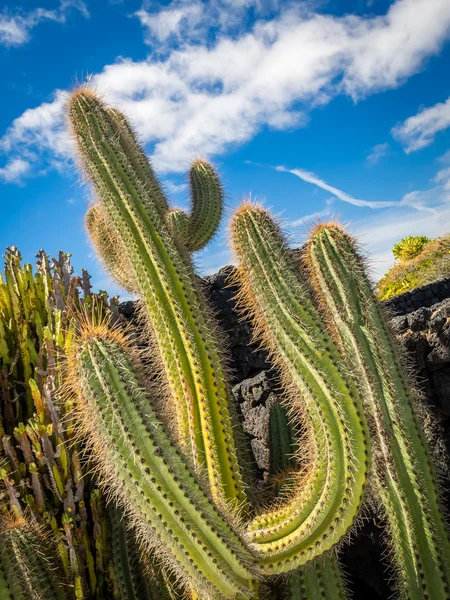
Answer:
377;234;450;299
392;235;430;260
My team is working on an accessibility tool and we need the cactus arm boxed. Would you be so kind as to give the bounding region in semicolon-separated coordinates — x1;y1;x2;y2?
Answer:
70;326;257;599
69;90;247;512
307;225;450;599
187;159;223;251
85;203;138;294
231;205;369;574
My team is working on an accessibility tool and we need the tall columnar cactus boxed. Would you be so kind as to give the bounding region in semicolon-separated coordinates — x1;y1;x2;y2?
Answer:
307;224;450;599
69;89;246;514
66;87;450;600
67;89;370;599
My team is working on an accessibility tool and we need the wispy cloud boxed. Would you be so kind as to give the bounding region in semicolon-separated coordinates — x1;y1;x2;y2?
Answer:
0;1;88;48
276;162;450;214
2;0;450;182
392;96;450;152
276;165;399;209
366;142;390;165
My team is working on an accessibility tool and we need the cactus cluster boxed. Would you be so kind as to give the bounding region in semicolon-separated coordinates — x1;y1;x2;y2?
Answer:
0;86;449;600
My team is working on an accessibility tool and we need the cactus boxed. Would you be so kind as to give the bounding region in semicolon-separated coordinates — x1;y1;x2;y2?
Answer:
306;223;450;599
0;516;69;599
85;203;138;294
67;88;373;598
0;85;438;600
69;88;246;514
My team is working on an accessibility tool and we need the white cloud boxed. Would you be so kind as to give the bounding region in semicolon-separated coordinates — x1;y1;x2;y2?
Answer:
277;161;450;214
2;0;450;181
0;158;31;183
366;142;390;164
135;5;203;44
392;96;450;152
0;1;88;47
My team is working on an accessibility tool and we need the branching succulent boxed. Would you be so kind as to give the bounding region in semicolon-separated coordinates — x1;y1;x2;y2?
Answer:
0;85;448;600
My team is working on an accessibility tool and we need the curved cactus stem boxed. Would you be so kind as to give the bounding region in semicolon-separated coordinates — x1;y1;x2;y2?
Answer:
85;203;138;295
164;161;223;252
289;555;347;600
0;517;69;600
69;89;247;514
307;224;450;600
231;205;369;575
187;159;223;251
68;324;257;599
269;404;348;600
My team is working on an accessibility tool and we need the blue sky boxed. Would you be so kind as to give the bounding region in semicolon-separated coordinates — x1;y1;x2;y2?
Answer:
1;0;450;297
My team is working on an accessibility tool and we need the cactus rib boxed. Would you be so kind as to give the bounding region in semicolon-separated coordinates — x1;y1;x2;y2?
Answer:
69;89;247;512
231;205;369;574
307;224;450;599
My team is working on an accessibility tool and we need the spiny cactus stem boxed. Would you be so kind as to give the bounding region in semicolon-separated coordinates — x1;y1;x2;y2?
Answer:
309;226;450;599
73;331;256;599
70;91;247;511
231;206;369;574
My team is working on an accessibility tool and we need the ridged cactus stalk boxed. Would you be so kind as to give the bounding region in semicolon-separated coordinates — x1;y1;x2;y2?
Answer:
307;224;450;599
69;89;245;516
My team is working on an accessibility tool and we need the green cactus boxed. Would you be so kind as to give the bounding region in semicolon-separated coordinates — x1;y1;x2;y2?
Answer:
67;325;257;599
69;88;246;513
58;86;450;600
0;249;122;598
85;203;138;294
67;89;370;598
307;223;450;599
108;505;178;600
0;517;69;600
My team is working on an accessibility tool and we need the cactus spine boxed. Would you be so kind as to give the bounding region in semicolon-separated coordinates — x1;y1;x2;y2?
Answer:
307;224;450;599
